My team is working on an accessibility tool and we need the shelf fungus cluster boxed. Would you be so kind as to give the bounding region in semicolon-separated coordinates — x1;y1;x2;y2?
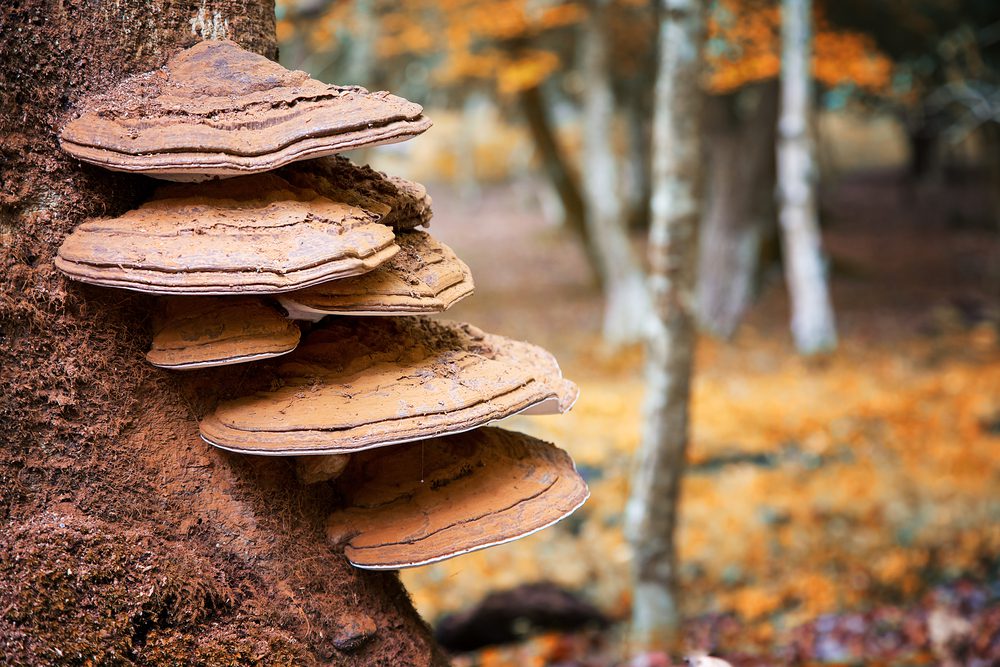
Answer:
57;40;588;570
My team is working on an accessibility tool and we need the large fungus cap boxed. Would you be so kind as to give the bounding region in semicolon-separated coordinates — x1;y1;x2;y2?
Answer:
60;40;432;181
198;317;577;456
280;156;432;231
488;332;579;415
279;231;473;320
55;173;398;295
326;427;589;569
146;297;300;370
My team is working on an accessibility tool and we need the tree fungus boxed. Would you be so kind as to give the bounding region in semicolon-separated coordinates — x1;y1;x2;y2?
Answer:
57;38;586;574
198;317;575;455
279;231;474;320
55;173;399;294
326;428;590;569
60;40;431;180
146;296;300;369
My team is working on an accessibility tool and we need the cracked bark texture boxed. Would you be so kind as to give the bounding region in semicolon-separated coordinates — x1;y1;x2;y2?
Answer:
0;2;445;664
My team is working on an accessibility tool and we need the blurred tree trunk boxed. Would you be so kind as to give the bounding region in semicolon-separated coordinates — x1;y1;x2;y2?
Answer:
983;122;1000;231
777;0;838;353
343;0;376;86
621;15;659;233
581;0;650;345
625;0;705;653
518;85;602;281
623;83;654;231
0;3;444;664
697;82;779;337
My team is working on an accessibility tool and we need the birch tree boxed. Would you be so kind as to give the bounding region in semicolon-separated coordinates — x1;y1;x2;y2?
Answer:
777;0;838;353
581;0;651;345
625;0;706;652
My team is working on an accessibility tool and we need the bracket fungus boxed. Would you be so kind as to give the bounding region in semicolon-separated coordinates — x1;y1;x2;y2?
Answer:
55;39;587;573
59;40;432;181
281;156;433;231
55;174;399;295
146;297;300;370
198;318;577;456
295;454;352;485
489;334;580;415
326;427;589;569
279;231;474;320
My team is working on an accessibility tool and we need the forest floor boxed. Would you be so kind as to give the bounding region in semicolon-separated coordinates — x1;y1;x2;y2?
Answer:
398;169;1000;666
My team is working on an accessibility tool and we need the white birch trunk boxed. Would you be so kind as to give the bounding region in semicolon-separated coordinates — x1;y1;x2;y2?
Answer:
624;0;705;652
581;0;651;346
777;0;837;353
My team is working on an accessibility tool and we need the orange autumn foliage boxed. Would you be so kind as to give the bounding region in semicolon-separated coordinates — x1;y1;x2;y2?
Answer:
403;328;1000;632
276;0;893;98
707;0;893;93
382;0;582;91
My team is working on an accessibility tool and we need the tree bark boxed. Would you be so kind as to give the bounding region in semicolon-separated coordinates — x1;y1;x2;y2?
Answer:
777;0;838;353
625;0;705;653
697;82;779;338
581;0;651;345
518;84;602;282
0;3;444;665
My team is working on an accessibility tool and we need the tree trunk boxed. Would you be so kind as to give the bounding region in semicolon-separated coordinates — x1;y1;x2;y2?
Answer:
625;0;705;653
518;84;602;283
697;82;779;338
581;0;651;345
622;53;658;232
777;0;837;353
0;4;444;665
982;122;1000;232
624;100;653;232
343;0;376;86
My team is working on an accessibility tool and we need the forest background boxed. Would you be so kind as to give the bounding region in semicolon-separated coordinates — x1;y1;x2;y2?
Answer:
269;0;1000;664
0;0;994;664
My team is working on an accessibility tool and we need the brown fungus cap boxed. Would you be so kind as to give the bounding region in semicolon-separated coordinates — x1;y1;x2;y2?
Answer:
279;231;474;320
198;317;574;456
146;297;300;370
488;332;579;415
279;156;433;231
55;173;398;295
60;40;432;181
295;455;351;485
326;427;589;569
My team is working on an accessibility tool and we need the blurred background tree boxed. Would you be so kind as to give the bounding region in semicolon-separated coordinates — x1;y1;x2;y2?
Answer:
275;0;954;347
271;2;999;658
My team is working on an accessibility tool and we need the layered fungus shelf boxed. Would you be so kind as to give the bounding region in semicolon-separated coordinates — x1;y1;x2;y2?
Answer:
56;39;588;571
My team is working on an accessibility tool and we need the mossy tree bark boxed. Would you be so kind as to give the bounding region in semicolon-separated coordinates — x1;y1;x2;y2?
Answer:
0;3;444;665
